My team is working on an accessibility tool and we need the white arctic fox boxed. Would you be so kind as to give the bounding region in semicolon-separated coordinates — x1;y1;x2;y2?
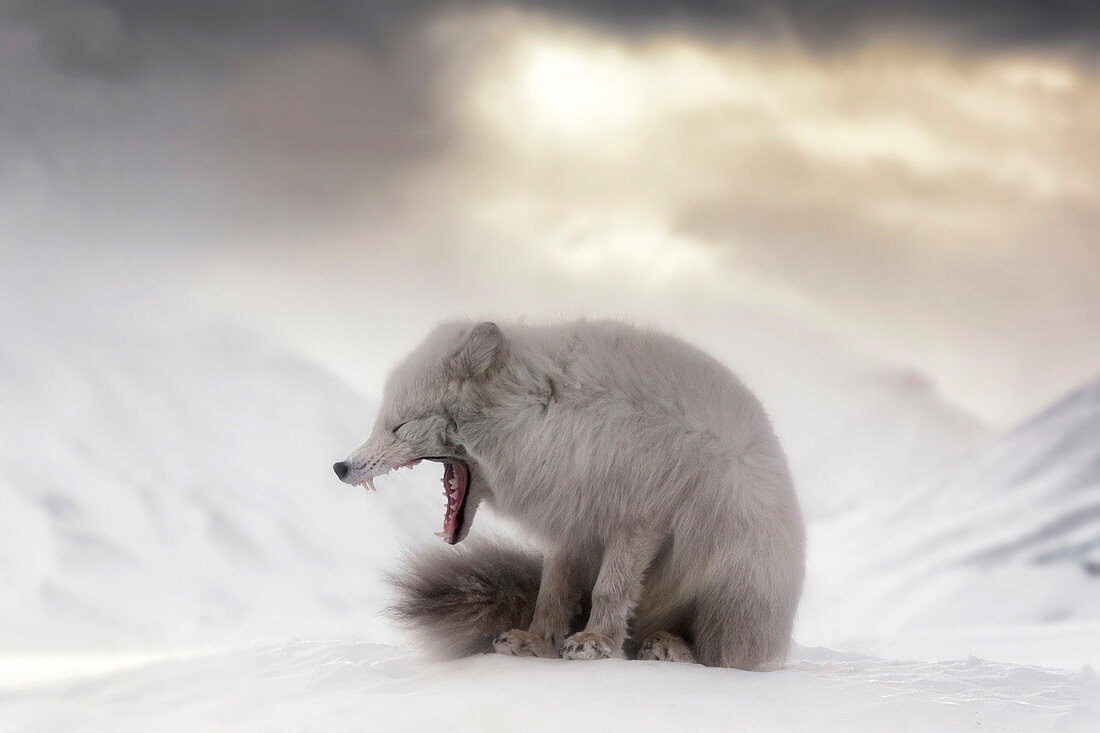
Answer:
334;320;804;669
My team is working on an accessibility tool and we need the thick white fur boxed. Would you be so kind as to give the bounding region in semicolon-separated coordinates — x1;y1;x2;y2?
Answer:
346;320;805;670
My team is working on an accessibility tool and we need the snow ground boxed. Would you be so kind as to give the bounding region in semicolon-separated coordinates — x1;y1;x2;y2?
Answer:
837;621;1100;672
3;641;1097;733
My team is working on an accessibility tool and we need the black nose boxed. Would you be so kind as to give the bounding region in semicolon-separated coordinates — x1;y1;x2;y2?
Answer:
333;461;349;480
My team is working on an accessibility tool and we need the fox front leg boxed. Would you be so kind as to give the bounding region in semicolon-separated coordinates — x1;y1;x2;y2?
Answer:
493;548;586;658
560;529;663;660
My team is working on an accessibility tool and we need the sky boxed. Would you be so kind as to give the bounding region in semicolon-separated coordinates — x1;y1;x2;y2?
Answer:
3;0;1100;426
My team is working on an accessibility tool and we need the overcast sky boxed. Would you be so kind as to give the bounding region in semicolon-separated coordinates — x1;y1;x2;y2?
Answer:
3;0;1099;426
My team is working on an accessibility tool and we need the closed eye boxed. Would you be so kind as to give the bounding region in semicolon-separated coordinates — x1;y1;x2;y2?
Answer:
392;421;408;435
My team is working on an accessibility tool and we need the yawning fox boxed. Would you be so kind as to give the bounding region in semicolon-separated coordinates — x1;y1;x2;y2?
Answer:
334;320;804;669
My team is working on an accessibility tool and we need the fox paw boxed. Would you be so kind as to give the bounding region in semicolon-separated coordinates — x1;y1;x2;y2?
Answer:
492;629;555;658
560;632;614;660
638;631;696;663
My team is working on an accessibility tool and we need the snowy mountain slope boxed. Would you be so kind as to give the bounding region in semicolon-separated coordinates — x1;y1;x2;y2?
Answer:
774;367;989;520
0;309;447;652
1;641;1095;733
0;309;1003;655
804;375;1100;637
681;312;992;522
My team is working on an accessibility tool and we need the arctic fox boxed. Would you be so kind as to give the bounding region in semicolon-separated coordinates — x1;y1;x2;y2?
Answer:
333;320;805;669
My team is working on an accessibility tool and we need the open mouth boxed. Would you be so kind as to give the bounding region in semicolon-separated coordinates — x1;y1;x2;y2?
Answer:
435;459;469;545
375;457;467;544
352;456;469;544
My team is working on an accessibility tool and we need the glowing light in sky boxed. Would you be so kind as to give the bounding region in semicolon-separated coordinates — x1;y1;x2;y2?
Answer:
515;41;644;137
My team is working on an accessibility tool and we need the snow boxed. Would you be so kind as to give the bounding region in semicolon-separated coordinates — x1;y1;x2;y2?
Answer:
835;620;1100;672
2;642;1096;733
775;367;990;521
801;374;1100;649
2;260;1099;731
0;265;450;652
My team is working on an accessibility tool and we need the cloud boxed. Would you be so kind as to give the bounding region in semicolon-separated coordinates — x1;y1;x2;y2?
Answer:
3;1;1099;425
391;13;1100;421
9;0;1100;81
517;0;1100;58
5;0;1094;225
0;1;457;234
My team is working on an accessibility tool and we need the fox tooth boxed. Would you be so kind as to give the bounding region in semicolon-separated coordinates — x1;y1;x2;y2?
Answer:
365;477;376;491
433;531;446;538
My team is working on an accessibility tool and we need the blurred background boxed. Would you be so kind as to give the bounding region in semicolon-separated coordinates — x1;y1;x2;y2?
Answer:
2;0;1099;683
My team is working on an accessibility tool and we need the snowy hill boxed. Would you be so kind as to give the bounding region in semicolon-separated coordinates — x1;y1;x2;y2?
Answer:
806;375;1100;640
894;375;1100;576
1;273;1097;730
775;367;989;520
0;299;1040;656
0;310;445;652
683;312;992;522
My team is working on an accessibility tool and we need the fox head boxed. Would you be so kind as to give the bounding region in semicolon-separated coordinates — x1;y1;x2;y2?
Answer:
333;321;506;544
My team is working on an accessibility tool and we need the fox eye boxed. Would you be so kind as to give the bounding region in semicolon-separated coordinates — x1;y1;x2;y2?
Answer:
392;421;409;435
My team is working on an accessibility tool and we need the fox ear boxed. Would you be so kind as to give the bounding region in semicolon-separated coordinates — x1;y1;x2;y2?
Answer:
451;321;505;378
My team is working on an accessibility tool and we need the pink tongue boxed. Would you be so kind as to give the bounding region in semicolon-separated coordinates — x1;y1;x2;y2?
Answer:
440;461;467;542
443;463;456;534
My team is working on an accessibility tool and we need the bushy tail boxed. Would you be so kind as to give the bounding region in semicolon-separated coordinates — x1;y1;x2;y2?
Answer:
386;538;542;658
